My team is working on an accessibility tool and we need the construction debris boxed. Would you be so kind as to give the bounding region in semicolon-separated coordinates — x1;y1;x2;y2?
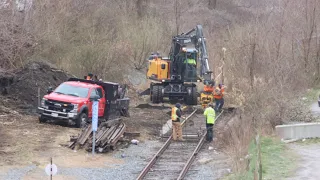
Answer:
69;119;126;153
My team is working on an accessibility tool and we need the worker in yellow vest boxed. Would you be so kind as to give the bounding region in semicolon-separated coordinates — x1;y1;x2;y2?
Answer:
183;54;197;78
203;104;216;142
171;103;184;141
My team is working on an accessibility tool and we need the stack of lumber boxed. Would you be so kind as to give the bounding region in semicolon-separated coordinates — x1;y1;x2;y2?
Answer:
69;118;126;153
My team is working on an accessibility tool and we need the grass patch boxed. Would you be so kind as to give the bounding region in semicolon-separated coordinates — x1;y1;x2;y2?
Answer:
296;138;320;145
224;136;297;180
304;88;320;105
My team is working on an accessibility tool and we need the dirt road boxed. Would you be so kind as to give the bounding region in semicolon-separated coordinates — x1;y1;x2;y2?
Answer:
286;143;320;180
310;102;320;117
286;102;320;180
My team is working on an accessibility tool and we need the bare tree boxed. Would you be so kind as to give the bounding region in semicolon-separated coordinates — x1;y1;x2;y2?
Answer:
208;0;217;10
302;1;316;73
136;0;148;18
174;0;181;35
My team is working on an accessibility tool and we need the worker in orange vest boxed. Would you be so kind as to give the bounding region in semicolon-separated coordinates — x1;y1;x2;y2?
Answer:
86;73;93;80
171;103;184;141
213;83;225;112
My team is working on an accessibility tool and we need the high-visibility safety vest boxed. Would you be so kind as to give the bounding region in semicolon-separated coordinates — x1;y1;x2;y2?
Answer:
184;58;196;65
213;87;224;99
172;107;178;121
204;107;216;124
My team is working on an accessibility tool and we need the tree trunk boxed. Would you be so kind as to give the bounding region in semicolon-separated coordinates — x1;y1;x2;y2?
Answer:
208;0;217;10
174;0;181;35
136;0;147;18
249;42;256;90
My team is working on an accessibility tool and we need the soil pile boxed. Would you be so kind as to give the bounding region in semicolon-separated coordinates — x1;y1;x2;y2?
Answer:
0;61;72;110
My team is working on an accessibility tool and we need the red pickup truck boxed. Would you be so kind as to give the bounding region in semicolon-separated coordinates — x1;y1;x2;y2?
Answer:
37;77;129;128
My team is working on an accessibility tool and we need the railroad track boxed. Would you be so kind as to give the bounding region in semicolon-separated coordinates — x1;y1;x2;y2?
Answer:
136;108;224;180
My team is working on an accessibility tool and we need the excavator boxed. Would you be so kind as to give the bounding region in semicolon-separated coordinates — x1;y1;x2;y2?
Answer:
143;25;215;107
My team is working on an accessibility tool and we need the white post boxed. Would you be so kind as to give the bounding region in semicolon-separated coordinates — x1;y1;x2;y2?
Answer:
91;98;99;156
92;131;96;156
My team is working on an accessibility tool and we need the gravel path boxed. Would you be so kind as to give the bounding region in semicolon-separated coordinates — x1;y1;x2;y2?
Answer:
0;139;232;180
285;101;320;180
286;143;320;180
310;102;320;118
185;143;231;180
0;165;37;180
0;141;162;180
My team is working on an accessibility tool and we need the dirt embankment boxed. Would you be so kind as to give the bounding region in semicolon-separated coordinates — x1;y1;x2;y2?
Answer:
0;61;72;111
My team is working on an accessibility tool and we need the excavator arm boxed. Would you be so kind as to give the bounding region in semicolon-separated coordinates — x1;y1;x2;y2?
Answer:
185;25;213;86
185;25;216;108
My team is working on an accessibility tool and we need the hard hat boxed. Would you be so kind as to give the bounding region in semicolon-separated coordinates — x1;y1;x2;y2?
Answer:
175;103;181;108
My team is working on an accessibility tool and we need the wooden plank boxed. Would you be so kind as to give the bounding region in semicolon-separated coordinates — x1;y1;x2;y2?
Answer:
78;124;92;145
101;126;117;146
99;118;121;128
96;127;110;143
124;132;140;137
95;126;107;141
110;123;126;146
108;123;122;144
68;141;76;149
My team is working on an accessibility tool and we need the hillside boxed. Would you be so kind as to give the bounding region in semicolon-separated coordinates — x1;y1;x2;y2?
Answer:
0;0;320;179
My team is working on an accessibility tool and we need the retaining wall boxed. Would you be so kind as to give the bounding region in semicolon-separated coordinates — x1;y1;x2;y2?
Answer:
275;123;320;140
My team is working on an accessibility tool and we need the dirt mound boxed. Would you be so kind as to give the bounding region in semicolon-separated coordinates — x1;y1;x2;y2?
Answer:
1;61;72;111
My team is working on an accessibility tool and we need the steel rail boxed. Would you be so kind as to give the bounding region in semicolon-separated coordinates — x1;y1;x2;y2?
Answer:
177;110;225;180
136;109;197;180
177;130;206;180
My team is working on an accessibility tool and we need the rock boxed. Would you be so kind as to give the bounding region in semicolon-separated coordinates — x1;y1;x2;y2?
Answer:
199;157;213;164
131;139;139;145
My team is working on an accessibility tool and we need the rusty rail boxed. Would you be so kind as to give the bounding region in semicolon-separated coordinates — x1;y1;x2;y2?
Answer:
136;134;172;180
136;109;197;180
177;110;225;180
177;130;206;180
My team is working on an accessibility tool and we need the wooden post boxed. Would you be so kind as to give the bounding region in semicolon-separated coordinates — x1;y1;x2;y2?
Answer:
254;134;262;180
50;157;52;180
222;48;226;85
38;87;40;107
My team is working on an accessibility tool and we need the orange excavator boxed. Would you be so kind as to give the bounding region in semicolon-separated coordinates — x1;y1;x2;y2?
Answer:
142;25;215;106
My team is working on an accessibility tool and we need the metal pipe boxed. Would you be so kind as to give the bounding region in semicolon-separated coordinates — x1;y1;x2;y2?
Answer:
92;131;96;156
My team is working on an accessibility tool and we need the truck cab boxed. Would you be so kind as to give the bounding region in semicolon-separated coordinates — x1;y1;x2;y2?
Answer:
38;77;129;128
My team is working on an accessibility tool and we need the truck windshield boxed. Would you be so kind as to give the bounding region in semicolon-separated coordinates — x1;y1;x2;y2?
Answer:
54;83;89;98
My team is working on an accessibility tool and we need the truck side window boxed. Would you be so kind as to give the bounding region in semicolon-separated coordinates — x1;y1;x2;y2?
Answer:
96;88;103;98
90;88;98;98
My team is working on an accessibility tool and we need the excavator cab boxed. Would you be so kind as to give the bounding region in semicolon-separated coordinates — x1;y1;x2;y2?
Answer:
183;50;198;82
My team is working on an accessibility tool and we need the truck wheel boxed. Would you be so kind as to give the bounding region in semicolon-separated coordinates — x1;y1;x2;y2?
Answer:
158;86;164;103
191;86;197;105
152;85;159;103
150;85;153;101
39;115;47;123
76;113;88;128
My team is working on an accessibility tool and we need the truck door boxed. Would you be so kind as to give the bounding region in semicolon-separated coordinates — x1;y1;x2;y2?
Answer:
88;89;96;118
96;87;106;117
